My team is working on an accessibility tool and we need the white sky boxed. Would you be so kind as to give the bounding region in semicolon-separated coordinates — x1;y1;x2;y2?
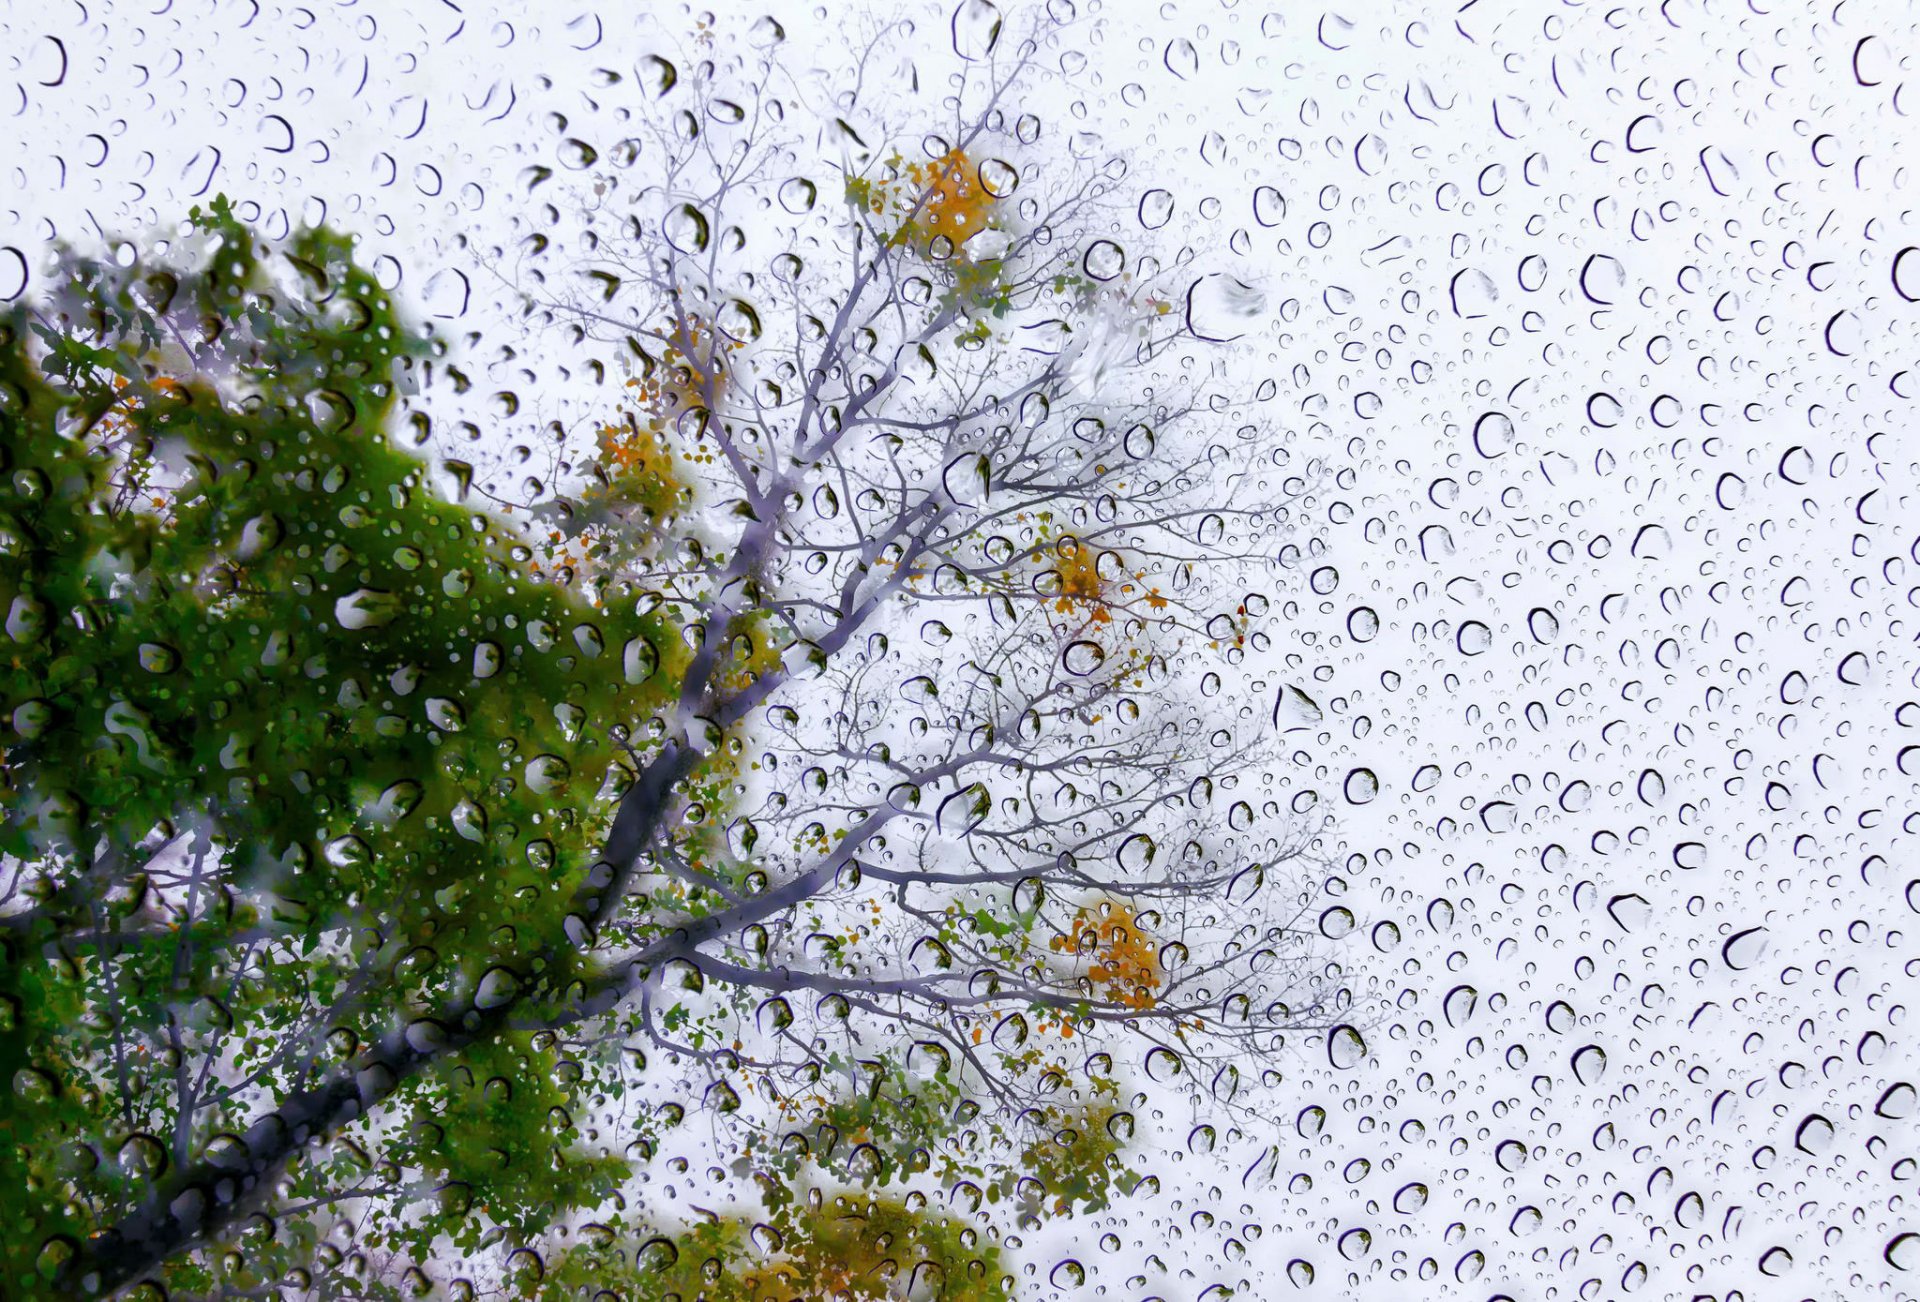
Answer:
8;0;1920;1297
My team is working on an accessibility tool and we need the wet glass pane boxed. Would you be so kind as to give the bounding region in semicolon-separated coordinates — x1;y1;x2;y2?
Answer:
2;2;1915;1297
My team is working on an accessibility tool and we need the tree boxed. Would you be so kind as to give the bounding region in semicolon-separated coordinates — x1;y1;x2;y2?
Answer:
1;9;1333;1299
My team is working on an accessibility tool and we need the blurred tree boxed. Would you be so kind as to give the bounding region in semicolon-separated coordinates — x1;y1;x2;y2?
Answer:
1;9;1334;1300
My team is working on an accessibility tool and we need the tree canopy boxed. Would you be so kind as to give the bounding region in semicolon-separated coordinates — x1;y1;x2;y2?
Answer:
1;13;1333;1299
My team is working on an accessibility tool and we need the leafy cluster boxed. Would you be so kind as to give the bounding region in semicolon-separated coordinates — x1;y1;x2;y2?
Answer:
845;149;1003;260
0;202;1161;1299
1051;902;1163;1013
0;201;687;1293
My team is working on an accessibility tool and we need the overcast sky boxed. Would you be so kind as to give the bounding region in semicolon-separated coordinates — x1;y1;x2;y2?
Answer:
8;0;1920;1297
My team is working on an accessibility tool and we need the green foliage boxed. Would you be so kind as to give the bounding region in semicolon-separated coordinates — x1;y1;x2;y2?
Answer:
0;208;1142;1298
0;200;682;1293
521;1198;1010;1302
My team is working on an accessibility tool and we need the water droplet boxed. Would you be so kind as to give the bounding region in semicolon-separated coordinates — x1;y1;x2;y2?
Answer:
1343;768;1378;804
137;643;179;674
334;588;401;631
1722;927;1769;971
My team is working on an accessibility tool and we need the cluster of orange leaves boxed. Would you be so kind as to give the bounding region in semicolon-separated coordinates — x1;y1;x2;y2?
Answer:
1052;902;1161;1011
100;371;183;422
860;149;998;256
585;313;748;521
901;149;995;246
96;373;185;511
594;414;672;480
1050;540;1108;621
1046;538;1172;620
